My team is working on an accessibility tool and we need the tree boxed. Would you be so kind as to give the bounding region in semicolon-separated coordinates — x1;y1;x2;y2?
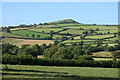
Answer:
54;40;59;45
54;47;72;59
26;34;29;37
42;31;44;33
85;49;92;56
111;50;120;58
17;47;38;57
96;28;99;31
32;44;42;55
57;43;65;47
32;34;35;37
111;50;120;61
107;31;110;34
72;46;84;59
71;42;77;46
114;33;117;37
43;46;59;58
2;43;18;55
37;35;40;38
50;30;54;39
107;46;115;52
78;41;84;46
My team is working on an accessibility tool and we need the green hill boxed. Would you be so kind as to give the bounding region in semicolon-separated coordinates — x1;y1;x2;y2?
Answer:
48;19;80;24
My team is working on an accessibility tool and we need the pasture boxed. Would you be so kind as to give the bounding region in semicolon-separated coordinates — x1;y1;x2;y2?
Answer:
29;28;63;33
11;30;50;38
2;65;119;79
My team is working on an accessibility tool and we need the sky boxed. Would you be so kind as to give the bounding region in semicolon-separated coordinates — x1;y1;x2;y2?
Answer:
1;2;118;26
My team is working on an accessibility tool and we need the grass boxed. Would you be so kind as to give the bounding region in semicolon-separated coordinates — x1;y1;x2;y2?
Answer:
1;32;22;38
60;29;85;34
12;30;50;38
62;39;96;44
86;34;114;39
36;25;59;28
2;38;21;44
2;65;119;78
93;58;114;61
29;28;63;33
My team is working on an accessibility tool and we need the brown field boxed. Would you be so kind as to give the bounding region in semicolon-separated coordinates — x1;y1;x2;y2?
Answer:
2;38;54;45
92;51;112;57
10;28;28;31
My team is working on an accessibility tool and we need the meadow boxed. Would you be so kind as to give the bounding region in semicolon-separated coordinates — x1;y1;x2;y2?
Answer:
11;30;50;38
2;65;119;79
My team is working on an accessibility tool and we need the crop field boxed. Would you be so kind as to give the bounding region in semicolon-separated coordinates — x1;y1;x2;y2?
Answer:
92;51;112;57
2;38;54;45
2;65;119;79
11;30;50;38
10;28;28;31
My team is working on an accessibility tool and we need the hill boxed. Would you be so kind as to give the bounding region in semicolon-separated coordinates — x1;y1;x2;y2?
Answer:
48;19;80;24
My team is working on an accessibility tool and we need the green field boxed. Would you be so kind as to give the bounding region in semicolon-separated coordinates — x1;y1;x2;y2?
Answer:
86;34;114;39
60;29;85;34
62;39;97;44
2;65;119;79
29;28;63;33
12;30;50;38
2;32;22;38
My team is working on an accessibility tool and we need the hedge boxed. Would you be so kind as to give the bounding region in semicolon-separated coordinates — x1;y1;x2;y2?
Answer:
2;55;120;68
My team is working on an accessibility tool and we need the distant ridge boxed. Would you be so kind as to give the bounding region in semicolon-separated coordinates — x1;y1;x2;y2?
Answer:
48;19;80;24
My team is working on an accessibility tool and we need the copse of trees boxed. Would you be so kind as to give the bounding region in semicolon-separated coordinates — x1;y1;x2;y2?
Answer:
1;27;11;33
2;43;120;59
2;43;45;57
2;43;120;68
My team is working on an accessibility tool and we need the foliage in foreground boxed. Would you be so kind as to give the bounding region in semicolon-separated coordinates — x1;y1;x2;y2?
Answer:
2;54;120;68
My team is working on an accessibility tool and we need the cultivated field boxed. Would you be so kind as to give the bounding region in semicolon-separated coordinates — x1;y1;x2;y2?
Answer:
2;38;54;45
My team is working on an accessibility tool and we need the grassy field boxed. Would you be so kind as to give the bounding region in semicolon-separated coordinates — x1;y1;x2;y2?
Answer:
12;30;50;38
61;39;97;44
60;29;85;34
1;32;22;38
86;34;114;39
2;65;119;79
36;25;59;28
29;28;63;33
93;58;119;61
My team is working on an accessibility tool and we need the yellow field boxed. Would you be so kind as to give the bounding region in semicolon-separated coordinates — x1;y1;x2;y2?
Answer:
2;38;54;45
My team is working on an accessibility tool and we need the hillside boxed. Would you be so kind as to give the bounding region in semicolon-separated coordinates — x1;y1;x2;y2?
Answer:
1;19;118;47
48;19;80;24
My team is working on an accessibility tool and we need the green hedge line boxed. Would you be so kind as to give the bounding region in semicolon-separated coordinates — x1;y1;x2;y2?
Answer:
2;55;120;68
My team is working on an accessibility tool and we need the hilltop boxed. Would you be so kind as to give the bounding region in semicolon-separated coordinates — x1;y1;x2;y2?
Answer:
48;19;80;24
